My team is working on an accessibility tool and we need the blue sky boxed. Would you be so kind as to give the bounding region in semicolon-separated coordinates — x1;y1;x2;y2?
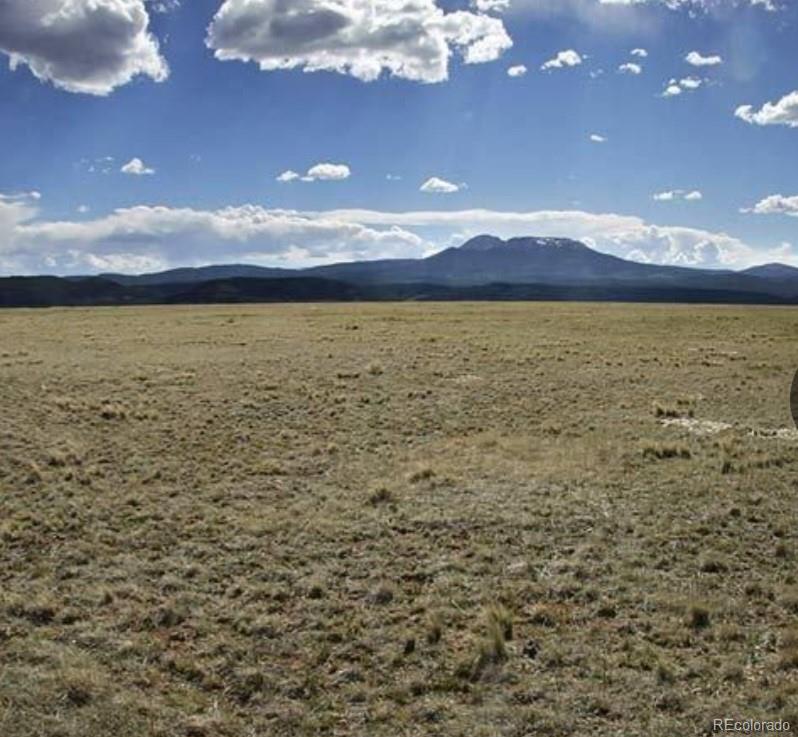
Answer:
0;0;796;275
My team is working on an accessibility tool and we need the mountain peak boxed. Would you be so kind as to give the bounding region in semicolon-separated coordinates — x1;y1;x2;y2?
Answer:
459;235;588;253
459;234;505;252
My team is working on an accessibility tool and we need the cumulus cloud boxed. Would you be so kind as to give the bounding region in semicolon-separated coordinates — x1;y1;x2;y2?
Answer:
322;206;789;268
507;64;527;77
590;133;607;142
121;157;155;176
2;196;795;274
0;198;426;274
541;49;583;70
653;189;703;201
278;163;352;183
0;0;168;96
618;62;642;75
306;163;351;181
206;0;512;84
630;48;648;57
735;91;798;128
743;194;798;216
420;177;462;194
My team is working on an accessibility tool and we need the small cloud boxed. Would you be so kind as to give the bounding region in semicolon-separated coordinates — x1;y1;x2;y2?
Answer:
589;134;607;143
590;69;605;79
472;0;510;11
277;163;351;183
276;170;301;183
120;157;155;176
662;76;705;97
77;204;90;214
742;194;798;216
618;62;642;75
541;50;582;71
386;174;402;181
630;48;648;58
653;189;703;202
507;64;528;78
685;51;723;67
679;76;702;90
735;90;798;128
150;0;181;12
306;163;351;181
420;177;461;194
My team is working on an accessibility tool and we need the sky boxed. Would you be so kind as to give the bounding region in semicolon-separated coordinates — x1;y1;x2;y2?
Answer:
0;0;796;275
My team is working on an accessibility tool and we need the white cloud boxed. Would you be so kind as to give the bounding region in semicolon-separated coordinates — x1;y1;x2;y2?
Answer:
507;64;528;77
541;49;583;71
473;0;511;11
653;189;703;201
277;170;301;183
121;158;156;176
590;133;607;142
306;163;351;181
77;205;90;214
149;0;181;12
661;76;703;97
743;194;798;217
0;199;426;274
420;177;462;194
630;48;648;57
735;90;798;128
0;0;168;96
206;0;512;84
685;51;722;67
279;163;351;183
598;0;775;9
2;196;794;274
322;207;791;268
679;76;702;89
618;62;642;75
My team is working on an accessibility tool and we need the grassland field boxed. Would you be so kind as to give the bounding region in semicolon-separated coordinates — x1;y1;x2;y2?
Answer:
1;301;797;737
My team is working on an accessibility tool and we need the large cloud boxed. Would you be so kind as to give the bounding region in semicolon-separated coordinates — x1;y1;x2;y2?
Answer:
0;198;425;273
0;0;168;95
736;91;798;128
320;207;793;268
2;196;794;274
205;0;512;84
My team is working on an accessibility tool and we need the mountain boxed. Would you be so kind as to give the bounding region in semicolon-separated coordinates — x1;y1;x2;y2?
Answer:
308;235;794;295
741;263;798;281
3;235;798;307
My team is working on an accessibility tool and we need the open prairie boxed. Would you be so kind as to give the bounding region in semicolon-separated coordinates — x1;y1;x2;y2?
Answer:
1;302;797;737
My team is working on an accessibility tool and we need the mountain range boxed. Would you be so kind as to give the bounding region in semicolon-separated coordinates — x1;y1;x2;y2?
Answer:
3;235;798;307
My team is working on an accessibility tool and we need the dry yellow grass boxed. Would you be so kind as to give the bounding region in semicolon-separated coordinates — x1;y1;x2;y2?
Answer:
1;301;797;736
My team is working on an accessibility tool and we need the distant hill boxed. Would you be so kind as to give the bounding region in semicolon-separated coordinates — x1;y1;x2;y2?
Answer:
741;263;798;281
3;235;798;307
99;264;298;286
